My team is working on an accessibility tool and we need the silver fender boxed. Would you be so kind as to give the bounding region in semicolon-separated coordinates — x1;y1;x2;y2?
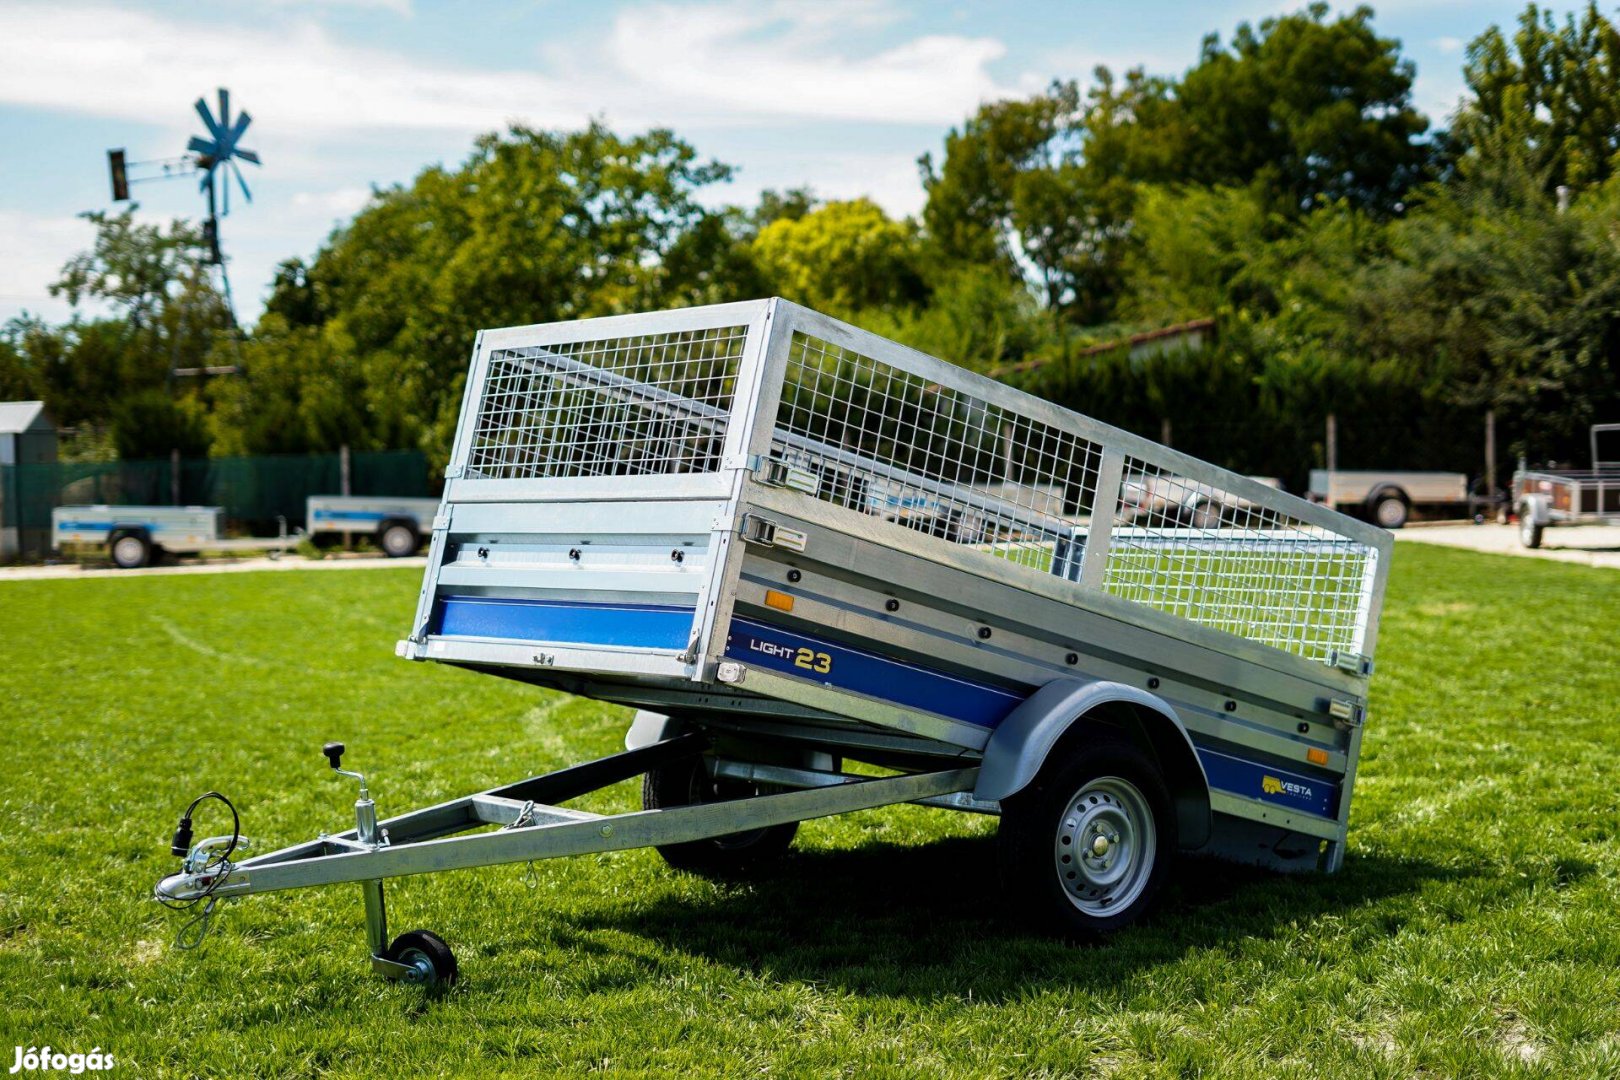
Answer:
1518;494;1550;526
975;677;1212;849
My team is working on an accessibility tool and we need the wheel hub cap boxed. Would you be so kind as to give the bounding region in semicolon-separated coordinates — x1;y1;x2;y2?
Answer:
1054;776;1157;917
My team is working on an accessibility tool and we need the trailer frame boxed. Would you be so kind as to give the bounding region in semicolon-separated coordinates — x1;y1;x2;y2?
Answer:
155;298;1392;983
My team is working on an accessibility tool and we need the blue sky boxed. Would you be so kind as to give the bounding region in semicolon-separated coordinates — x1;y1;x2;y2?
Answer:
0;0;1539;325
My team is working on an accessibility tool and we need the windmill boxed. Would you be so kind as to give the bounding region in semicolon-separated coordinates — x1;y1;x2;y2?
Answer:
187;88;260;316
106;87;261;329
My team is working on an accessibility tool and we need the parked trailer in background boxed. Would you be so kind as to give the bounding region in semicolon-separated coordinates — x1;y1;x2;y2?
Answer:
1513;424;1620;548
52;505;293;568
1307;470;1469;529
305;495;439;557
157;299;1391;988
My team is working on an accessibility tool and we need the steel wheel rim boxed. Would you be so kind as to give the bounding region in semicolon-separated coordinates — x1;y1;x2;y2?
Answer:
1376;499;1404;527
1054;776;1156;916
382;527;412;555
113;536;144;565
1520;515;1534;544
395;946;438;984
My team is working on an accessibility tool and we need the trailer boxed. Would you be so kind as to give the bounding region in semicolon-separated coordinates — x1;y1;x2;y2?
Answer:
306;495;440;557
52;505;294;569
1307;470;1470;529
1512;424;1620;547
156;300;1391;986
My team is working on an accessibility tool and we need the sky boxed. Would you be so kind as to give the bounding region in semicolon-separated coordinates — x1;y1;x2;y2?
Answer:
0;0;1542;326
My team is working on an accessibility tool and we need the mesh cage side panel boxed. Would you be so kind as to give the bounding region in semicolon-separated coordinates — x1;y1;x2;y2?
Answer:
1103;460;1375;661
772;331;1103;575
465;326;749;480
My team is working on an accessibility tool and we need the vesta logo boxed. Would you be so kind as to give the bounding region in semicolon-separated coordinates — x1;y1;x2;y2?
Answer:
1262;775;1315;800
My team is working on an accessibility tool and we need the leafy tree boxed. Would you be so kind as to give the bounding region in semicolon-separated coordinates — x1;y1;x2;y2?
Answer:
752;198;924;317
264;122;746;459
1174;3;1430;214
1450;2;1620;192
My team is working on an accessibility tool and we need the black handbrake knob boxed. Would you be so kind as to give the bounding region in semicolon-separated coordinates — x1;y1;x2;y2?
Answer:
323;742;345;770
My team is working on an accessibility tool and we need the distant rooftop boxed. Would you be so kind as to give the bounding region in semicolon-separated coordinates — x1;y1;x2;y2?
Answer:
0;400;50;435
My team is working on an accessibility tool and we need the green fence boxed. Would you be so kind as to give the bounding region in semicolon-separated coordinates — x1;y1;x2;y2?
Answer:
0;449;433;559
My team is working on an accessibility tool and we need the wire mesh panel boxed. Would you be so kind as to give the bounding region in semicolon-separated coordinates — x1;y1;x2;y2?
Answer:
771;331;1103;573
1103;459;1376;661
465;325;749;480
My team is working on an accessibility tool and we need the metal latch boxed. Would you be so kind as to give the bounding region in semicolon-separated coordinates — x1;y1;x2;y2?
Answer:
1326;698;1364;726
739;513;807;553
1329;650;1373;676
754;457;820;496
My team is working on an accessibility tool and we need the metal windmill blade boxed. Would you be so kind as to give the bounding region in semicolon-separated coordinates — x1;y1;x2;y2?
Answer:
187;87;258;215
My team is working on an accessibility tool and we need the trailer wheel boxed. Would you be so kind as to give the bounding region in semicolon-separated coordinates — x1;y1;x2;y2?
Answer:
384;929;458;987
1368;488;1410;530
1519;506;1544;549
997;738;1174;940
643;757;798;874
109;531;152;570
376;520;420;558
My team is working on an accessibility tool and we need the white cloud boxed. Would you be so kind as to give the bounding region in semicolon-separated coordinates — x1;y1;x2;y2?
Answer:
263;0;412;14
0;4;584;135
1436;35;1464;54
606;1;1009;124
0;211;92;322
0;1;1013;136
290;187;375;218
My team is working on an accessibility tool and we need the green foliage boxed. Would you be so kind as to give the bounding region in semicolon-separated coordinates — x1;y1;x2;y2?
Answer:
752;198;924;317
1173;2;1430;213
1451;1;1620;191
109;387;211;460
860;264;1045;373
259;122;746;461
12;3;1620;478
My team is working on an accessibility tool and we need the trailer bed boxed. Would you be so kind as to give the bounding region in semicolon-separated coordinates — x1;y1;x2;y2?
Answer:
397;299;1389;869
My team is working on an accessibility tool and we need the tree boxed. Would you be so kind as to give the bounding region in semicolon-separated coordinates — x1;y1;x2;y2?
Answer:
1450;2;1620;193
258;122;748;459
752;199;924;317
1172;3;1430;214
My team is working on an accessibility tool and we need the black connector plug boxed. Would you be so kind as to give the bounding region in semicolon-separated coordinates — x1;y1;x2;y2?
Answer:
170;815;194;858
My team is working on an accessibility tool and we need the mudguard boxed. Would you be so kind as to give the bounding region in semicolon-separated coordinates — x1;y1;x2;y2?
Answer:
975;677;1212;849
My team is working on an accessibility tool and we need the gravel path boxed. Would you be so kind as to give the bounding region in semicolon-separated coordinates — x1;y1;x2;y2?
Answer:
1395;522;1620;568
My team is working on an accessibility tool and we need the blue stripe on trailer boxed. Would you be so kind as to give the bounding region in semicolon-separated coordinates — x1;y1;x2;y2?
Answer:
724;617;1024;728
56;521;162;533
312;510;389;523
1196;748;1340;819
435;596;696;650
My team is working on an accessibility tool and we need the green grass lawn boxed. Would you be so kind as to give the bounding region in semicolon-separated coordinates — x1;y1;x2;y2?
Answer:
1;544;1617;1078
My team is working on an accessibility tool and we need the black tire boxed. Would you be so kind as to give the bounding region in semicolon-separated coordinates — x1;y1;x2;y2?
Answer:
376;520;420;558
997;737;1175;940
384;929;458;987
1368;488;1410;530
1519;506;1544;549
642;756;798;874
109;531;152;570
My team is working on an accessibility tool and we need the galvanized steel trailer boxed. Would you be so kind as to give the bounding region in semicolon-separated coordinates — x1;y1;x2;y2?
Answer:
1513;424;1620;547
53;505;294;569
305;494;440;557
157;299;1390;986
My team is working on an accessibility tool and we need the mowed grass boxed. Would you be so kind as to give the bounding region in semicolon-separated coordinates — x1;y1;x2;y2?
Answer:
0;545;1617;1079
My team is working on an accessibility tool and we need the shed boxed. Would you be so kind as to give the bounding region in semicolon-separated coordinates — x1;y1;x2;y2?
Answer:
0;401;58;559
